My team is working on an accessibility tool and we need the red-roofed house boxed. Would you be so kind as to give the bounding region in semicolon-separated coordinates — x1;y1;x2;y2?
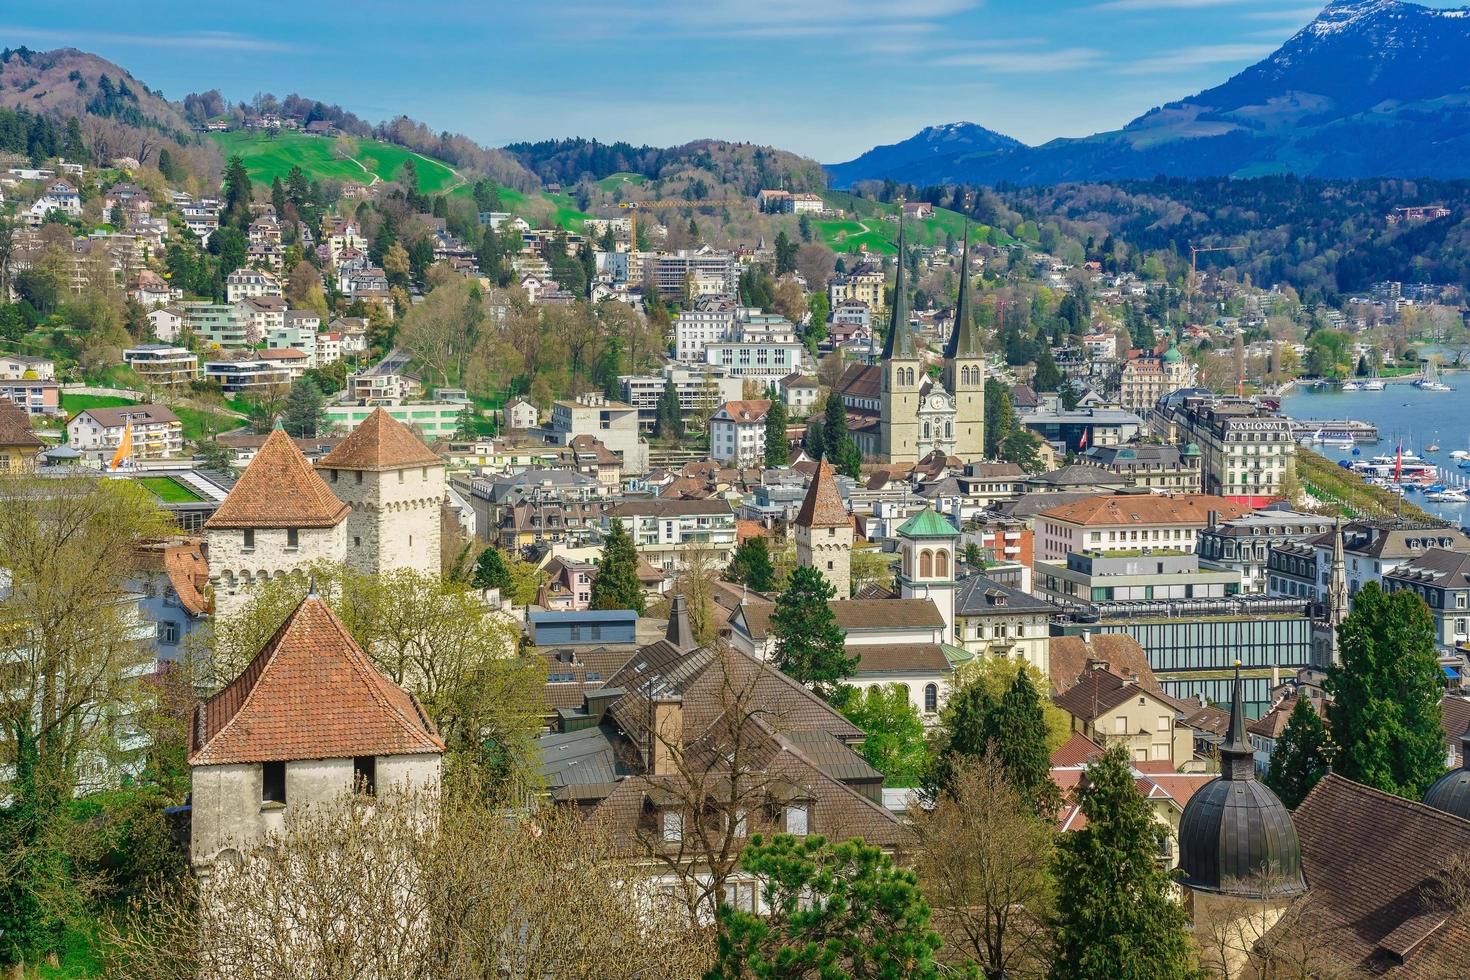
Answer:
709;399;772;467
189;589;444;876
1051;750;1214;869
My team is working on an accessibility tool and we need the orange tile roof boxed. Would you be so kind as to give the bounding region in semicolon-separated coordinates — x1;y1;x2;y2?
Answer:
162;541;211;616
1037;493;1252;527
317;407;442;471
205;428;350;529
189;593;444;765
795;458;848;528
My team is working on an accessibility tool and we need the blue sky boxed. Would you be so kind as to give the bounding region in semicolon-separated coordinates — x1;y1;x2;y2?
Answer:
2;1;1464;161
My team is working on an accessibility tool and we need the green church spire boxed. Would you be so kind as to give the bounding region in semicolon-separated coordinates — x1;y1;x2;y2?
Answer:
943;219;983;360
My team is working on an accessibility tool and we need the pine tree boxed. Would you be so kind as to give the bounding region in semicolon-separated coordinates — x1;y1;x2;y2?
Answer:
280;378;326;437
925;680;1000;798
271;176;286;218
805;417;826;460
1265;697;1330;809
222;154;253;230
1033;345;1062;392
763;397;789;467
770;565;854;701
823;391;847;447
471;546;512;594
836;438;863;480
726;536;776;593
589;518;645;614
990;668;1061;817
1326;582;1446;799
653;380;683;440
1050;746;1202;980
61;116;86;162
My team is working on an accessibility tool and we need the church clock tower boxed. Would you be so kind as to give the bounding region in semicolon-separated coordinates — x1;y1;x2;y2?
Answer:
943;220;986;461
880;212;921;465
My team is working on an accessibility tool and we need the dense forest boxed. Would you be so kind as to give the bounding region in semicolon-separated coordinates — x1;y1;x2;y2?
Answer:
506;137;827;196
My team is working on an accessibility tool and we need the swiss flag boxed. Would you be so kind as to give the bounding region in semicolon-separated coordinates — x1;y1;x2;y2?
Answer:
1078;427;1089;450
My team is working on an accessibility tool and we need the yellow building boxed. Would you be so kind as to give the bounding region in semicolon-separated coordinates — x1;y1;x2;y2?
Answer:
0;397;43;473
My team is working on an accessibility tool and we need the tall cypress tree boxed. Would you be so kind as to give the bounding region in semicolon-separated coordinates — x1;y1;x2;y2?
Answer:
763;397;789;467
770;565;854;701
1326;582;1445;799
726;536;776;593
924;680;999;798
823;391;847;447
1265;697;1330;809
589;518;645;614
991;668;1061;817
1050;746;1202;980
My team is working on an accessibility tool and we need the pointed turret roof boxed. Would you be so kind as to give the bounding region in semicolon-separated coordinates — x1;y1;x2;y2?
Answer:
943;220;983;360
795;458;849;529
897;506;959;540
1219;661;1255;781
882;211;918;361
205;429;350;529
317;407;442;472
189;592;445;766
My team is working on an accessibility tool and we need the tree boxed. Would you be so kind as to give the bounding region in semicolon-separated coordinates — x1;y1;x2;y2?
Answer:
1326;582;1446;799
221;154;253;229
928;665;1061;816
653;379;684;440
823;390;847;446
773;229;798;276
726;536;776;593
710;834;942;979
913;754;1055;979
1265;697;1331;810
589;518;645;614
763;397;789;467
836;684;929;786
1049;746;1202;980
280;377;326;437
984;378;1014;459
835;438;863;480
769;565;854;701
471;546;512;594
106;789;713;979
1032;345;1062;392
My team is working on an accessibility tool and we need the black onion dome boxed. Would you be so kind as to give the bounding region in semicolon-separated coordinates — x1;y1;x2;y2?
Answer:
1424;723;1470;820
1177;665;1306;897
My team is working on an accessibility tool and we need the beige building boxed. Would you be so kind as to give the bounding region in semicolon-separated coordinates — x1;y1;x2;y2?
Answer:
188;588;444;877
203;428;350;618
794;459;852;599
1055;666;1193;765
951;574;1053;677
1119;344;1194;415
1033;493;1253;566
549;393;649;475
827;262;885;321
317;408;446;578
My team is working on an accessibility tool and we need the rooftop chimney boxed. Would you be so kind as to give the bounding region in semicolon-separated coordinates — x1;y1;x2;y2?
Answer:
666;593;695;651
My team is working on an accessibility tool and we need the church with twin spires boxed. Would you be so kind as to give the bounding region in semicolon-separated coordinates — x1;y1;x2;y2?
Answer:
834;215;987;465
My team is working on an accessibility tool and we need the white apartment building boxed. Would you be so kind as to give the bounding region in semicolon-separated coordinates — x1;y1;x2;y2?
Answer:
702;341;805;383
123;345;200;387
204;359;293;394
709;399;771;467
604;498;738;571
620;364;743;431
548;393;648;474
180;301;252;349
224;268;282;303
242;296;288;342
673;299;797;364
652;247;739;299
67;405;184;460
315;332;343;366
266;323;319;367
1033;494;1254;566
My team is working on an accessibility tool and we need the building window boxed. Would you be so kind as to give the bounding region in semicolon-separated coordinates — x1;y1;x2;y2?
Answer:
286;528;299;550
262;761;286;805
157;621;179;645
353;756;376;796
662;809;683;843
1157;715;1171;731
243;529;255;552
356;471;364;484
924;684;938;713
785;803;809;836
354;536;362;548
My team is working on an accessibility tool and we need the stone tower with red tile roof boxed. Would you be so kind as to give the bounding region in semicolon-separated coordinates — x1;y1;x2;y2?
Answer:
317;408;445;577
189;587;443;875
794;458;852;599
204;428;349;617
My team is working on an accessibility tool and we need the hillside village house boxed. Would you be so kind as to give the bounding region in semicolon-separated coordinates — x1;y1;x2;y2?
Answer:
0;355;55;381
1054;665;1194;766
189;588;444;878
0;398;43;473
951;573;1053;674
549;393;649;475
67;405;183;461
224;267;283;303
0;379;60;416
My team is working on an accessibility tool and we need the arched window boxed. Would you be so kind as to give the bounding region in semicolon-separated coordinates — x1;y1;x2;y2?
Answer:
923;421;931;440
920;549;933;577
936;550;949;577
924;684;938;713
945;420;953;438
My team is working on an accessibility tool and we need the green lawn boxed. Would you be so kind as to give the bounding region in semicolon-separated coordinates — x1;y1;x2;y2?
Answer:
596;171;648;191
208;131;461;194
61;394;138;418
139;476;205;503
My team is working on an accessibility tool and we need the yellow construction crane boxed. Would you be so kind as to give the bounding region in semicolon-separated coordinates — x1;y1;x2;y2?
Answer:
618;198;752;280
1187;244;1246;322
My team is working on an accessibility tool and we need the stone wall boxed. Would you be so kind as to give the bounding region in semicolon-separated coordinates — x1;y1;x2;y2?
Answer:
797;523;852;599
206;522;347;619
322;464;445;577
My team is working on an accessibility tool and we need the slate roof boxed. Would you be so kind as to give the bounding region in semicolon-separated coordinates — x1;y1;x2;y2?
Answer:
189;593;444;765
205;428;350;529
1053;667;1149;722
1288;774;1470;977
954;574;1055;616
795;458;849;528
317;407;442;471
74;404;179;427
1028;463;1128;488
852;642;952;675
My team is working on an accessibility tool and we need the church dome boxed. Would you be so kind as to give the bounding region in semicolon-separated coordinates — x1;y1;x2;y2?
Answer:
1162;344;1183;364
1177;666;1306;898
1183;442;1202;457
1424;723;1470;820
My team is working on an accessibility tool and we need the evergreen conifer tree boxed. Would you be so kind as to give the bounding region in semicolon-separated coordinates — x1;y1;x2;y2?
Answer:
1327;582;1446;799
1050;746;1202;980
770;565;854;701
589;519;645;614
991;668;1061;816
1265;697;1330;809
280;378;326;437
726;536;776;593
763;397;789;467
471;546;513;594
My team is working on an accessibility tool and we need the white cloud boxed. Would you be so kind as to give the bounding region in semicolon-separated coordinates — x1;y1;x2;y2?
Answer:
1118;42;1276;74
935;47;1106;73
0;26;301;53
1092;0;1262;10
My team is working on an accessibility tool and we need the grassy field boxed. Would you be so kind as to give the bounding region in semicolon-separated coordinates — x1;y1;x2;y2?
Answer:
596;171;648;192
138;476;205;503
209;131;461;194
60;393;137;416
815;190;1014;255
60;393;234;445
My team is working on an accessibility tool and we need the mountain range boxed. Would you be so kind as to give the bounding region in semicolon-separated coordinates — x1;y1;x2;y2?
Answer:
828;0;1470;187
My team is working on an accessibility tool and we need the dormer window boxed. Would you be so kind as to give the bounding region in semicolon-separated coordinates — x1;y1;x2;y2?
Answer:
785;803;809;836
662;809;683;843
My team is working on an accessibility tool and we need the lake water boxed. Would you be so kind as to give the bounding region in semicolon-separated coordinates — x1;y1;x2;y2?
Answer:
1280;379;1470;523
